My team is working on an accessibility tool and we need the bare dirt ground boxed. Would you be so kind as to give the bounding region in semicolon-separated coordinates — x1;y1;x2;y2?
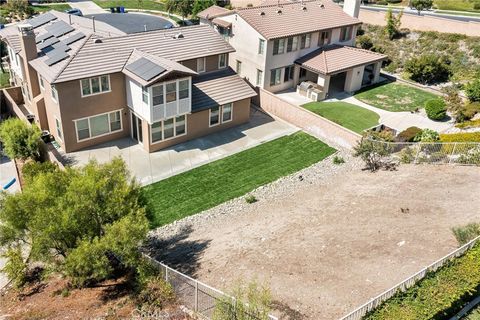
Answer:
153;164;480;320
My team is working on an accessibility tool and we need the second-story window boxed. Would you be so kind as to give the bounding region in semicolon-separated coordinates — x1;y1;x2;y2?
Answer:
142;86;149;104
218;54;227;69
39;74;45;90
81;75;110;97
152;85;163;106
236;60;242;76
319;30;331;46
51;85;58;103
300;34;311;49
256;69;263;86
340;26;353;42
166;82;177;103
286;36;298;53
179;79;189;99
197;57;206;73
273;38;285;55
258;39;265;55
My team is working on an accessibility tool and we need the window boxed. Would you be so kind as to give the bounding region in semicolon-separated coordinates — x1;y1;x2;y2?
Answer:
256;69;263;86
286;36;298;52
258;39;265;55
340;26;353;42
210;106;220;126
80;75;110;97
197;57;206;73
179;79;189;100
51;85;58;103
218;54;227;69
222;103;232;122
39;74;45;90
152;85;163;106
284;65;294;82
150;115;187;143
319;30;331;46
75;110;122;141
142;86;149;104
166;82;176;103
300;33;311;49
55;117;62;141
273;38;285;55
236;60;242;75
270;68;281;86
210;104;233;126
299;68;307;78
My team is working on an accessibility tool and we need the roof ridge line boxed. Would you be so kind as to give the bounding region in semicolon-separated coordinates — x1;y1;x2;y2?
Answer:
238;0;319;11
52;33;93;83
98;24;209;42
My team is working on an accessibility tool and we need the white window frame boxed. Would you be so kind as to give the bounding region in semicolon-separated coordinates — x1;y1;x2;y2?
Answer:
236;60;242;76
256;69;263;86
258;38;265;55
340;26;353;42
38;74;45;91
51;85;58;103
218;53;227;69
270;68;282;86
286;36;298;52
150;114;188;145
197;57;206;73
273;38;285;55
55;116;63;142
74;109;123;142
142;86;149;105
209;104;234;127
80;75;111;98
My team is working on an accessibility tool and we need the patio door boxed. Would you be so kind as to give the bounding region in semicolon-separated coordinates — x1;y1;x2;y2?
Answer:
131;112;143;145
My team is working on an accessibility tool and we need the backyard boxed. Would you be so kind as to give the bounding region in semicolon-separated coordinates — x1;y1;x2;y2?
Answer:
150;163;480;319
354;82;438;112
31;4;71;13
93;0;166;11
143;132;335;228
302;101;379;133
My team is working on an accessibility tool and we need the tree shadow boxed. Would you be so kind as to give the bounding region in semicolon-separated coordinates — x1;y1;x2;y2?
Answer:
144;225;211;278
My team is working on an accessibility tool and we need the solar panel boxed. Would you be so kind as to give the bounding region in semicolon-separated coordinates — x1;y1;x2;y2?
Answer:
44;49;69;66
52;42;70;53
28;12;56;28
37;36;60;50
45;21;74;38
125;57;166;81
62;32;86;45
36;32;53;44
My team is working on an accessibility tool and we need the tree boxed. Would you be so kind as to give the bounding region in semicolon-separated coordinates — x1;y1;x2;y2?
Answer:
0;118;41;160
404;54;451;84
192;0;216;17
353;138;393;171
0;158;149;287
465;79;480;102
164;0;194;20
5;0;34;20
385;9;403;40
411;0;433;15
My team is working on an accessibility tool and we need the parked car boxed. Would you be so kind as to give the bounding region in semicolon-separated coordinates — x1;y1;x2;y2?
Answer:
65;8;83;16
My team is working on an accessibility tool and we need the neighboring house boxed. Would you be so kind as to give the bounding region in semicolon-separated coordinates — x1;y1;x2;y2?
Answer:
0;11;256;153
199;0;387;101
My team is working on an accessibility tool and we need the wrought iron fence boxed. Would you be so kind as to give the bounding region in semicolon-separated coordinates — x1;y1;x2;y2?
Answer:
143;255;278;320
366;139;480;166
338;235;480;320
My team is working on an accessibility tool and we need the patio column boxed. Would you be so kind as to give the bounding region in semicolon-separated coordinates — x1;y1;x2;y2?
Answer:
372;61;382;83
293;64;300;89
344;66;365;93
317;74;330;100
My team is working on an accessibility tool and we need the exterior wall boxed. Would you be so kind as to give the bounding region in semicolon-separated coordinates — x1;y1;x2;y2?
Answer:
181;54;227;73
53;72;130;152
344;65;365;92
146;98;251;152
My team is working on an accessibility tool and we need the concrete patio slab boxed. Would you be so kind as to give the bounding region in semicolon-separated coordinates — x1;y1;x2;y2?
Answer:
65;108;298;185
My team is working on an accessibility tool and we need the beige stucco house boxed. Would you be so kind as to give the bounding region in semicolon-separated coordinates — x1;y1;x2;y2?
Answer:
0;11;256;153
198;0;387;101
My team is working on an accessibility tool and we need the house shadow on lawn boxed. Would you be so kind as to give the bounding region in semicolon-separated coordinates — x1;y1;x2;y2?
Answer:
144;225;211;277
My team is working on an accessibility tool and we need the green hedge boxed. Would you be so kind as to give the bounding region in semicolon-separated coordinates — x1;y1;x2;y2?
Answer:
364;243;480;320
440;132;480;142
425;98;447;120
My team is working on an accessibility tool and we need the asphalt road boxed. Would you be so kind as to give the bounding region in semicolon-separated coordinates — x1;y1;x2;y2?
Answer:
86;12;173;34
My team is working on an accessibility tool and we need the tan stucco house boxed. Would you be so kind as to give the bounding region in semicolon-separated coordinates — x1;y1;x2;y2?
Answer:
198;0;387;101
0;11;256;153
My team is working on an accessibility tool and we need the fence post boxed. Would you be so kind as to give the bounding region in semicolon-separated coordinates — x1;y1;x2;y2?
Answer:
413;142;422;164
165;267;169;283
449;142;458;164
194;280;199;312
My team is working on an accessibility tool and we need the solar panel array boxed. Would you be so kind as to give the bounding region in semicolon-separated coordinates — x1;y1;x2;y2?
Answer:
62;32;86;45
45;21;74;38
35;32;53;44
45;49;69;66
28;12;56;28
37;36;60;50
125;57;166;81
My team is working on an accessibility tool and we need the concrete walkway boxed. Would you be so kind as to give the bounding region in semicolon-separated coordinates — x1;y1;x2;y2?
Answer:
66;108;298;186
67;0;105;15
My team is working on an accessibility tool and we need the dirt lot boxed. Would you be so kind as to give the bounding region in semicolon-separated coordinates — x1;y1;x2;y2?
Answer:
154;164;480;319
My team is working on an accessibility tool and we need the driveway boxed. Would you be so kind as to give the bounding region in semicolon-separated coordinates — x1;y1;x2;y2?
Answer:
67;0;105;15
65;108;298;185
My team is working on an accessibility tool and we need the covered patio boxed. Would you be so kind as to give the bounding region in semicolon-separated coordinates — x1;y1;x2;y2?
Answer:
293;45;387;101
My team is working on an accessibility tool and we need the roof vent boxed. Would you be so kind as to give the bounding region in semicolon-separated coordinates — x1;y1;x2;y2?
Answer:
276;9;282;14
259;11;265;16
173;32;184;39
302;5;307;10
93;38;102;43
320;3;325;8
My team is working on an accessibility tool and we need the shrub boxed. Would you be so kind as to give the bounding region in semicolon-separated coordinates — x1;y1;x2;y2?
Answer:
396;126;422;142
357;34;373;50
456;102;480;122
385;9;402;39
404;54;451;84
414;128;440;142
376;0;388;4
440;132;480;142
399;146;416;163
332;155;345;164
425;98;447;120
452;223;480;246
466;79;480;102
443;86;464;115
474;2;480;10
136;276;175;309
387;0;402;3
353;138;393;171
411;0;433;14
21;161;58;185
245;195;258;204
364;243;480;320
0;118;41;160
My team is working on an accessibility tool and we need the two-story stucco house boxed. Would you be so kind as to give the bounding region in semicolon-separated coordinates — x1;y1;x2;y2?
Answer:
198;0;387;101
0;11;256;153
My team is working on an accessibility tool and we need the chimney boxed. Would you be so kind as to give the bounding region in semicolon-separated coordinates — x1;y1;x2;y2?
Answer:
343;0;361;18
18;24;37;61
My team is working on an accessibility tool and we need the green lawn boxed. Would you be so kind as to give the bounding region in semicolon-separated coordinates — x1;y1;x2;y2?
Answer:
31;4;71;13
143;132;336;228
464;305;480;319
0;72;10;88
354;82;438;112
301;101;379;133
93;0;165;11
434;0;480;13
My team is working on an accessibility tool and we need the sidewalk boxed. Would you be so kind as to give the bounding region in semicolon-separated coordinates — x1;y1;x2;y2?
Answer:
67;0;104;14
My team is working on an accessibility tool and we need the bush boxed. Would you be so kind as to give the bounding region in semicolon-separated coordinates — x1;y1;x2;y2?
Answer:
414;128;440;142
425;98;447;120
474;2;480;10
440;132;480;142
399;146;416;163
353;138;393;171
456;102;480;122
0;118;41;160
404;54;451;84
332;155;345;164
245;195;257;204
136;276;175;309
387;0;402;3
364;243;480;320
396;126;422;142
466;79;480;102
452;223;480;246
376;0;388;5
21;161;58;185
357;35;373;50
